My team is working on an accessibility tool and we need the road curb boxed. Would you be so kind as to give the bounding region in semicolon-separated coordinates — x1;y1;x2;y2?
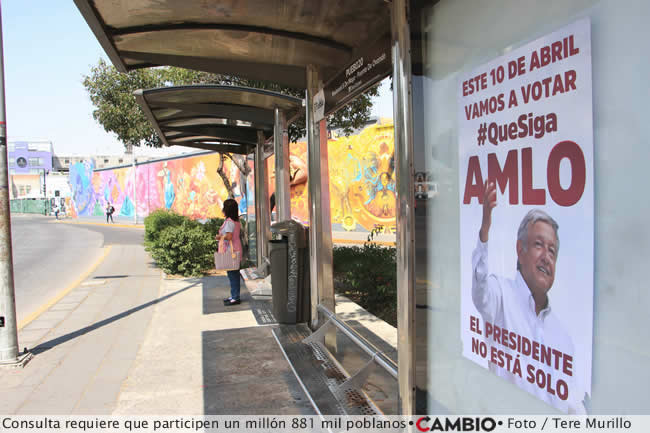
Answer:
59;220;145;229
332;238;396;246
17;245;114;330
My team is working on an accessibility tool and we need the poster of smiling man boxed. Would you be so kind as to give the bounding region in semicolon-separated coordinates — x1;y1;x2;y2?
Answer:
458;19;593;413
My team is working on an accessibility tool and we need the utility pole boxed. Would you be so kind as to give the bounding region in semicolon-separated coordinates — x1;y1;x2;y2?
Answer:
126;143;137;223
41;168;47;215
0;1;31;367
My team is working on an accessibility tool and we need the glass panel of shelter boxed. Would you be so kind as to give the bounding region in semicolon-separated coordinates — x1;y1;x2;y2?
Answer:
411;0;650;415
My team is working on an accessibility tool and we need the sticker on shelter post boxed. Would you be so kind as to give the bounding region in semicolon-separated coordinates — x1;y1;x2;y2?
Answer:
313;88;326;123
458;19;593;414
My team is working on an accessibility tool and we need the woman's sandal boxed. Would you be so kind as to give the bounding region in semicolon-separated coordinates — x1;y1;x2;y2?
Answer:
224;299;241;306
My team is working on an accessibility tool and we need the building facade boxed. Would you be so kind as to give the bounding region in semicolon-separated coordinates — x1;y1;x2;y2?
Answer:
52;154;158;173
8;140;52;176
8;140;52;199
7;140;161;198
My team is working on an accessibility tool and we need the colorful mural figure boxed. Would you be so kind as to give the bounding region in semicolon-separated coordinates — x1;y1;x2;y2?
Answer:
335;123;396;232
69;121;398;232
137;164;163;216
158;162;175;209
69;160;95;216
265;120;397;232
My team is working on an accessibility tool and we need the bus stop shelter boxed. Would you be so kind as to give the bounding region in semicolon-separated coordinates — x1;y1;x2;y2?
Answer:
74;0;415;414
133;84;302;273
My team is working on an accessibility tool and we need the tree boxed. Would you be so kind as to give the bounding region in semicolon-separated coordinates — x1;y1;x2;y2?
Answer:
82;59;166;148
218;76;380;142
83;59;380;146
82;60;380;196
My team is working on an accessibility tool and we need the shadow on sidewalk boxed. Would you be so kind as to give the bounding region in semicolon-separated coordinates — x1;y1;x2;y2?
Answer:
198;275;314;414
31;280;201;355
201;276;252;315
201;327;313;415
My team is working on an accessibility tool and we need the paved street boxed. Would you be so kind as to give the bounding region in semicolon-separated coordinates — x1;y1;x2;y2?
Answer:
9;214;144;325
2;243;161;414
59;217;145;246
10;215;102;324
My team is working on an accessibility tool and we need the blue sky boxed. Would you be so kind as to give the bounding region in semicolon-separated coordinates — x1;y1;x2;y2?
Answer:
1;1;392;157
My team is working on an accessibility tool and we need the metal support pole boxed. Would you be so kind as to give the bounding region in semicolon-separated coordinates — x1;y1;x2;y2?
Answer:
41;169;46;214
306;65;335;332
0;2;29;367
392;0;416;415
239;154;248;239
274;108;291;222
40;168;48;215
132;155;137;224
255;131;271;274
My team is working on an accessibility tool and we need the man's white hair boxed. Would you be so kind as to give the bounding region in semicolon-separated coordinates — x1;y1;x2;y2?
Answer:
516;209;559;269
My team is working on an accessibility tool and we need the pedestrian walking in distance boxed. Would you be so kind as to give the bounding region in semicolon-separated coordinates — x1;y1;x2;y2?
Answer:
106;203;115;223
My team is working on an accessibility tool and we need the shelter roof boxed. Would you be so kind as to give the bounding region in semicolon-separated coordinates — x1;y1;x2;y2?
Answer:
74;0;391;89
134;85;302;154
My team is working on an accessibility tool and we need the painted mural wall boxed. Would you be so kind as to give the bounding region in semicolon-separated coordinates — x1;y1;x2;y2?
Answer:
69;153;245;220
69;121;396;232
266;120;396;232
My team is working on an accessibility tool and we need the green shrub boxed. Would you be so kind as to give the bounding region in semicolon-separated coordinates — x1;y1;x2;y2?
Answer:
203;216;247;238
332;245;363;273
144;209;187;248
202;217;224;238
149;220;217;277
333;242;397;326
144;210;251;277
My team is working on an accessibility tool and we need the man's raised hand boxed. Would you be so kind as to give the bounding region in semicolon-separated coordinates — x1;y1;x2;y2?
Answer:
479;180;497;242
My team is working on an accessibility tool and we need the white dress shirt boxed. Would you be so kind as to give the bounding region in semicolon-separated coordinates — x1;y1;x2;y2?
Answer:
472;237;584;413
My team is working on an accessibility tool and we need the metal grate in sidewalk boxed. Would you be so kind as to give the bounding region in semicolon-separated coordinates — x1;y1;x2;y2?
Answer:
249;297;277;325
272;324;378;416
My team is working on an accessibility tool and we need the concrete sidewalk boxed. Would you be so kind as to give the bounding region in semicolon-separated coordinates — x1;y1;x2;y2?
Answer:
0;242;316;414
1;231;397;415
0;245;160;414
112;275;314;415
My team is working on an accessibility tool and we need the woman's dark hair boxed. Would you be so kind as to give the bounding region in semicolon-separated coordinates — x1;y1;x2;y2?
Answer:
222;198;239;220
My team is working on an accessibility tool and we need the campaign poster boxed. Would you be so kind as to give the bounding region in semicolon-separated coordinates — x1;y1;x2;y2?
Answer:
458;19;593;413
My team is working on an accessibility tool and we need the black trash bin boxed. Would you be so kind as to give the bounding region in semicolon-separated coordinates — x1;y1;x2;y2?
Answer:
269;220;310;324
269;238;289;322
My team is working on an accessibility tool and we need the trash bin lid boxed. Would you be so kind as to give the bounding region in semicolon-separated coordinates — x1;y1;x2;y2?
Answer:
271;219;308;247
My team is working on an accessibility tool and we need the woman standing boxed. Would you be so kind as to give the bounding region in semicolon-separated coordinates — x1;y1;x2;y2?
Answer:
215;198;243;306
